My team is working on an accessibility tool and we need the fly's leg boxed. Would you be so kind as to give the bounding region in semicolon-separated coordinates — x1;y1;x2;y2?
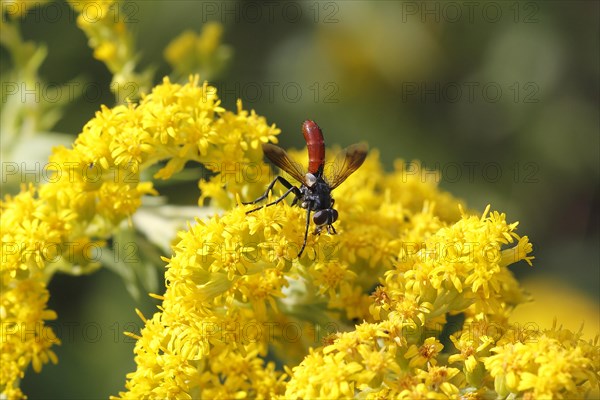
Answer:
242;176;296;205
314;224;336;235
298;206;312;257
244;176;302;214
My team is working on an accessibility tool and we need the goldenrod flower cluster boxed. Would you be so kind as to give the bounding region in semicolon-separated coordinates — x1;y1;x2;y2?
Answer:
2;74;598;398
110;78;595;397
164;21;232;81
67;0;153;102
485;322;600;399
1;76;277;398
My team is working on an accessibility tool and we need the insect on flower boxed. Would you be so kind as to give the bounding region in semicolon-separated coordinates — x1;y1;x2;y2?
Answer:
244;120;368;257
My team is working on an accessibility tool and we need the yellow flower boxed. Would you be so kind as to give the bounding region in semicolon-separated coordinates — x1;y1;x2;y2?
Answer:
484;324;599;399
117;147;470;396
2;75;284;398
164;22;232;80
284;349;363;398
448;330;495;386
93;41;117;63
409;366;462;398
1;184;65;278
3;38;593;397
164;31;197;68
0;278;60;399
405;337;444;368
68;0;153;102
197;22;224;55
394;205;534;319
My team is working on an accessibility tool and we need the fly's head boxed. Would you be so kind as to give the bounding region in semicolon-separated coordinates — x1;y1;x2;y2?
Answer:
313;208;338;229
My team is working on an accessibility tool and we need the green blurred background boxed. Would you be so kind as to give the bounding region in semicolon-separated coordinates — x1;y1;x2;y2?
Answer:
2;1;597;398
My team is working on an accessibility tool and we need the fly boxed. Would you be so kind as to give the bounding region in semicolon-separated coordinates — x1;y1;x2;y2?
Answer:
243;120;368;257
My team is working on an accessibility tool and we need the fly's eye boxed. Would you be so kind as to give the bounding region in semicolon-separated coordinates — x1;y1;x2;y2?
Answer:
330;209;338;223
313;209;337;226
313;210;329;226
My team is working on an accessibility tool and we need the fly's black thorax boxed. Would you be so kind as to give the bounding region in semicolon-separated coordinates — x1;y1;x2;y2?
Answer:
299;177;333;211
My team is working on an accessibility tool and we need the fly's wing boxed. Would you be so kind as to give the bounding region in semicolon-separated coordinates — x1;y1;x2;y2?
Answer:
262;143;307;184
326;143;369;189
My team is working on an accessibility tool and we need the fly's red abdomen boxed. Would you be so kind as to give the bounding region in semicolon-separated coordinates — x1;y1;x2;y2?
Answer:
302;120;325;174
